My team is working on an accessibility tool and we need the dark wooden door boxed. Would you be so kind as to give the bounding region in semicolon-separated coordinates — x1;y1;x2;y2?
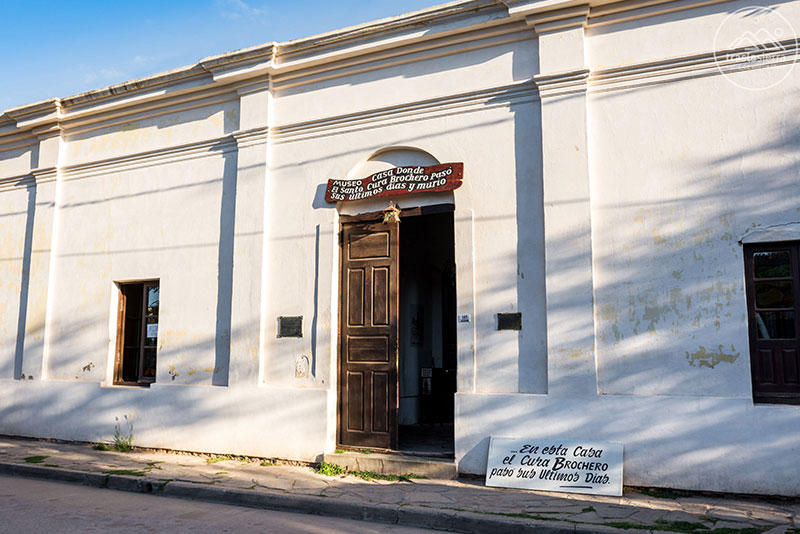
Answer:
745;243;800;404
339;220;399;448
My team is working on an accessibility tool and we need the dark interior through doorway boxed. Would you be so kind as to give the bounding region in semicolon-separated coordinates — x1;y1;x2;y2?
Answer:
398;210;456;457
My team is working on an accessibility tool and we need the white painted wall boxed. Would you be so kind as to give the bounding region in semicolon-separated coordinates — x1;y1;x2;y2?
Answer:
0;0;798;495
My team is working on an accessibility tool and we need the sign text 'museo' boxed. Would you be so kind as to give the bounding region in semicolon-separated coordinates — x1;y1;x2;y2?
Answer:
325;162;463;202
486;437;623;496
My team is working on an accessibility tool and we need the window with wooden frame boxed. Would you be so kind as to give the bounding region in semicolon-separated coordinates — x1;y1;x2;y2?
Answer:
114;281;159;386
743;242;800;404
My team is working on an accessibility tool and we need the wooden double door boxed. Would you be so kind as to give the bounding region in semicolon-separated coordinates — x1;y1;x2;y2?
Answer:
338;219;399;449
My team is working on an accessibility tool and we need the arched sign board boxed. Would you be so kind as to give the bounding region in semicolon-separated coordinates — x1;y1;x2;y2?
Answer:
325;162;463;203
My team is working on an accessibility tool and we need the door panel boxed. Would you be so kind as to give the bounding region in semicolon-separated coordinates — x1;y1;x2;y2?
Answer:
348;269;365;326
347;371;364;431
348;336;389;362
372;371;389;432
339;221;399;448
373;267;389;325
783;349;798;384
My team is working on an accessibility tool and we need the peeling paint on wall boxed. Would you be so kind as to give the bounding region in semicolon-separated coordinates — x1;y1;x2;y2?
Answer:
685;345;740;368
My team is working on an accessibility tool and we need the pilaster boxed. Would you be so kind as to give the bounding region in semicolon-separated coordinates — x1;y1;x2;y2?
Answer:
20;121;61;381
225;81;271;387
531;8;598;398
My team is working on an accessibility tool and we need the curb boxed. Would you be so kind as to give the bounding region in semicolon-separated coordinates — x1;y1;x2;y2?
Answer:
0;461;608;534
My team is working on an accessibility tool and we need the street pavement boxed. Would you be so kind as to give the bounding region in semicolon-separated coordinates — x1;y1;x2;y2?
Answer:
0;475;437;534
0;436;797;534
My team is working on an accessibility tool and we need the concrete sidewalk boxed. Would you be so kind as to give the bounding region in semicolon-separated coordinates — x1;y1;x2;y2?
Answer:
0;436;796;534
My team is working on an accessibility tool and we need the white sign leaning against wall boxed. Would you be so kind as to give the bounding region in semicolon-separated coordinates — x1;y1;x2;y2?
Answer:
486;437;623;496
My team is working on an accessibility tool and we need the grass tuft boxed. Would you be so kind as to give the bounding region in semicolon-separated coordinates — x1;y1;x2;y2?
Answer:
637;487;693;500
315;461;425;482
352;470;425;482
102;468;147;476
24;455;49;464
317;461;346;476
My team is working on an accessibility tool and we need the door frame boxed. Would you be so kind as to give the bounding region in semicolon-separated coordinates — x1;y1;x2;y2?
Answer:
336;203;455;450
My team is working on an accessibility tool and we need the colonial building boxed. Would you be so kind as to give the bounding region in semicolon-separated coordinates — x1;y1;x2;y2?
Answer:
1;0;798;496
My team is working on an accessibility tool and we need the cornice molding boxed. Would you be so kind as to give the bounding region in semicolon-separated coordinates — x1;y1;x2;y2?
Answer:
1;0;793;139
60;89;241;138
4;99;61;131
534;68;590;98
33;124;61;140
31;167;58;184
587;0;729;27
237;80;271;96
527;6;589;33
589;36;799;93
0;172;37;192
0;136;38;154
60;136;237;182
271;24;531;91
61;66;208;110
232;126;270;149
277;0;497;57
200;43;275;83
272;82;538;144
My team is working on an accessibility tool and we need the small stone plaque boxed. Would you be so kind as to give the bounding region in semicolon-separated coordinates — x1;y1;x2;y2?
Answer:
277;316;303;338
486;437;623;496
295;355;310;378
497;312;522;330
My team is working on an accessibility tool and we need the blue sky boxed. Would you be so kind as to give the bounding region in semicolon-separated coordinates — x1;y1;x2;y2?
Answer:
0;0;439;113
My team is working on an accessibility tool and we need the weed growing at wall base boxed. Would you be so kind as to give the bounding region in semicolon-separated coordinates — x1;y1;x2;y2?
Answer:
113;415;134;452
315;461;426;482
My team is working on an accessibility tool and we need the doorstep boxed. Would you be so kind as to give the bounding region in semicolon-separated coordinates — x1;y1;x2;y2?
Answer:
322;451;458;480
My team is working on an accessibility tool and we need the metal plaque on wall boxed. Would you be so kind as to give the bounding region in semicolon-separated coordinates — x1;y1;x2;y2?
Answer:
277;316;303;338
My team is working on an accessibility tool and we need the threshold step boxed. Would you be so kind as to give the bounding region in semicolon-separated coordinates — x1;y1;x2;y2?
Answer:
322;451;457;480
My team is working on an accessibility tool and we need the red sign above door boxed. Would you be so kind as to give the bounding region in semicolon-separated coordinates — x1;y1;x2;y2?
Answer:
325;162;463;203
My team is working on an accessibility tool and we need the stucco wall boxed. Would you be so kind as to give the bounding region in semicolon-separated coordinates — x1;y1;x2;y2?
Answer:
0;0;798;495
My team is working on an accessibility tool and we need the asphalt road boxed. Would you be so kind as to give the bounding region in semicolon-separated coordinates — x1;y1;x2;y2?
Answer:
0;475;440;534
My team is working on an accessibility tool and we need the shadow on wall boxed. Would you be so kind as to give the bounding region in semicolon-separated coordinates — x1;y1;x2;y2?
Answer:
3;11;800;481
7;138;269;388
457;71;800;485
213;148;238;386
13;177;36;380
0;317;328;459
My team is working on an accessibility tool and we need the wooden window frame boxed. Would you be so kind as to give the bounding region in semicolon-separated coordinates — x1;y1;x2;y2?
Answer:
114;280;159;387
743;241;800;404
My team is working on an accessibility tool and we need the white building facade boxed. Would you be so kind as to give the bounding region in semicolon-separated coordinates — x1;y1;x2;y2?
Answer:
1;0;798;495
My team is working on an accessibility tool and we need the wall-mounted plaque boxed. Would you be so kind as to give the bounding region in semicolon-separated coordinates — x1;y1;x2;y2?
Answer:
486;437;623;496
277;316;303;338
497;312;522;330
325;163;463;202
